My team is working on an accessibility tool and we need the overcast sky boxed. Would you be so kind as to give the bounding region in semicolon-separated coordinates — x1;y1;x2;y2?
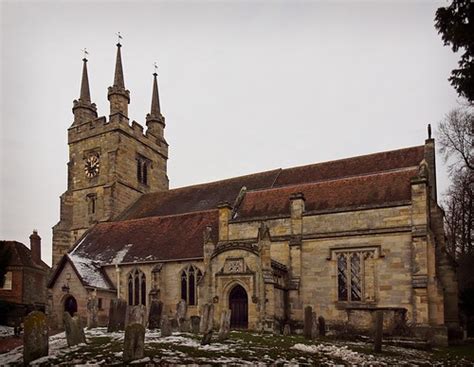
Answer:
0;0;461;266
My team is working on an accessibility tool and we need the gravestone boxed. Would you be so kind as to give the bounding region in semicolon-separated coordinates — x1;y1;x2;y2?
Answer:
161;315;172;337
311;312;318;339
148;300;163;329
179;319;191;333
283;324;291;336
318;316;326;337
176;299;187;327
201;330;213;345
63;312;86;347
190;316;201;334
108;298;127;332
374;310;384;352
23;311;48;365
128;305;146;327
86;296;98;329
170;318;179;331
123;323;145;363
304;306;313;339
217;310;231;341
199;304;210;333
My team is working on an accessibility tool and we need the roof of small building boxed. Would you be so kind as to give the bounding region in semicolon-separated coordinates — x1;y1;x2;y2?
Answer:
50;144;425;290
0;241;49;270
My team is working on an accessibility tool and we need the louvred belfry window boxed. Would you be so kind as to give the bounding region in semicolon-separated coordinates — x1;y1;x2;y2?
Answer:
180;265;202;306
127;269;146;306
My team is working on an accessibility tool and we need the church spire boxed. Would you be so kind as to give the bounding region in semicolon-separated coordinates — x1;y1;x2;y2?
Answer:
108;42;130;118
146;71;165;139
150;72;161;116
113;43;125;89
72;56;97;125
79;58;91;102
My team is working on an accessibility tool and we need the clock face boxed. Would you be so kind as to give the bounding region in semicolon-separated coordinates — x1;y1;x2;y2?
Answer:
84;154;100;178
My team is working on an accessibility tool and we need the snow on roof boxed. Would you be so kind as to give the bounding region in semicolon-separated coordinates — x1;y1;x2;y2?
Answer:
67;250;111;290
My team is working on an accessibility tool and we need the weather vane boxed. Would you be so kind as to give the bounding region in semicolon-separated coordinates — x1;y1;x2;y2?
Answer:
154;62;158;75
81;48;89;60
116;32;123;44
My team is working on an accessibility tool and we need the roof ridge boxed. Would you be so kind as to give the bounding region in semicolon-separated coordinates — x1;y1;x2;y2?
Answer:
150;145;423;196
244;166;419;195
109;208;218;224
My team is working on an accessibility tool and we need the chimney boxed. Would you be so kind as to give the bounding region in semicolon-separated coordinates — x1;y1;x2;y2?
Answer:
30;230;41;264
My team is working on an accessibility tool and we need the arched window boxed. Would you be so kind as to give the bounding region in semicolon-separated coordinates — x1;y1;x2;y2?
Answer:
127;269;146;306
180;265;202;305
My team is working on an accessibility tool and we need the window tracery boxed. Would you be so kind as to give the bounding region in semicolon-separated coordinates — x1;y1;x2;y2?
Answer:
180;265;202;305
127;268;146;306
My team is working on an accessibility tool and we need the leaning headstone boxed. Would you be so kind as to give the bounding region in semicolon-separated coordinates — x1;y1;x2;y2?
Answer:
63;312;86;347
311;312;318;339
161;315;172;337
148;300;163;329
283;324;291;336
191;316;201;334
217;310;231;341
170;318;179;331
123;323;145;363
87;296;98;329
108;298;128;332
304;306;313;339
318;316;326;337
206;304;214;332
128;305;146;327
373;310;384;352
23;311;48;365
201;330;213;345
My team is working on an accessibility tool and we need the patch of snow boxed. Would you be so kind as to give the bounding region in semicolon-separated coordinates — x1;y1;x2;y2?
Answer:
0;325;14;337
130;356;150;364
292;343;375;365
112;243;133;264
68;253;110;289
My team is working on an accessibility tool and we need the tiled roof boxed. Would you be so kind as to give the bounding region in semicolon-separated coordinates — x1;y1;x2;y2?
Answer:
235;167;418;219
0;241;49;270
119;145;424;220
72;210;218;265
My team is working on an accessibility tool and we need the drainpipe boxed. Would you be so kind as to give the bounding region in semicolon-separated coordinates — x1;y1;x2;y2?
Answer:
115;264;120;298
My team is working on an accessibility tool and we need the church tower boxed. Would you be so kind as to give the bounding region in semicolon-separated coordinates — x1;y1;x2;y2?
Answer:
52;43;169;266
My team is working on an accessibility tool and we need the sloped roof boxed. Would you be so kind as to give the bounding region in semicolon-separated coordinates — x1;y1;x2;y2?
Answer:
0;241;49;270
236;167;418;219
119;145;424;220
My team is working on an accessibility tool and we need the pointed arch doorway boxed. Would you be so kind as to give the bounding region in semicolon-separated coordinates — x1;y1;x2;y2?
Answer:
229;284;248;329
64;295;78;316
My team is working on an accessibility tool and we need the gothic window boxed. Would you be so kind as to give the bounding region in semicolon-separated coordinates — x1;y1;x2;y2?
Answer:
127;269;146;306
180;265;202;306
136;156;149;186
0;271;12;290
335;249;376;303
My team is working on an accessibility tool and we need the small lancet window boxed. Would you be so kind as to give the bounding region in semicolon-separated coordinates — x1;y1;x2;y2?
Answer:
136;155;149;186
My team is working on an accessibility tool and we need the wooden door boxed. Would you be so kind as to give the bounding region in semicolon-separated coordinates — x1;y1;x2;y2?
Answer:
229;285;248;329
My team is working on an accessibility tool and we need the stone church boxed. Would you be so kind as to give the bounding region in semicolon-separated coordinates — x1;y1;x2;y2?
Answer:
48;43;460;344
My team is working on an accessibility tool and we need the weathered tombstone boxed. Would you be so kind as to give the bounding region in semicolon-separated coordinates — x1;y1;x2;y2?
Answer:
123;323;145;363
199;304;210;333
217;310;231;341
283;323;291;336
311;312;318;339
161;315;172;337
148;300;163;329
374;310;384;352
191;316;201;334
179;319;191;332
108;298;128;332
86;296;98;329
170;318;179;331
200;303;215;345
318;316;326;337
176;299;187;327
128;305;146;327
304;306;313;339
23;311;48;365
63;312;86;347
201;330;213;345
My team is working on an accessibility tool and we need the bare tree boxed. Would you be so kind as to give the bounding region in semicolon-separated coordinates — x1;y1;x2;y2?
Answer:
438;106;474;173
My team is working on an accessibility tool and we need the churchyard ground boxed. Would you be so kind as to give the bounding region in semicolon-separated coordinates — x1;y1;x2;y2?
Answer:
1;327;474;366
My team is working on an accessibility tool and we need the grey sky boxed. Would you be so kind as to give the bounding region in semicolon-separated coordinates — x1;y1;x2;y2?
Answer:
0;0;460;266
